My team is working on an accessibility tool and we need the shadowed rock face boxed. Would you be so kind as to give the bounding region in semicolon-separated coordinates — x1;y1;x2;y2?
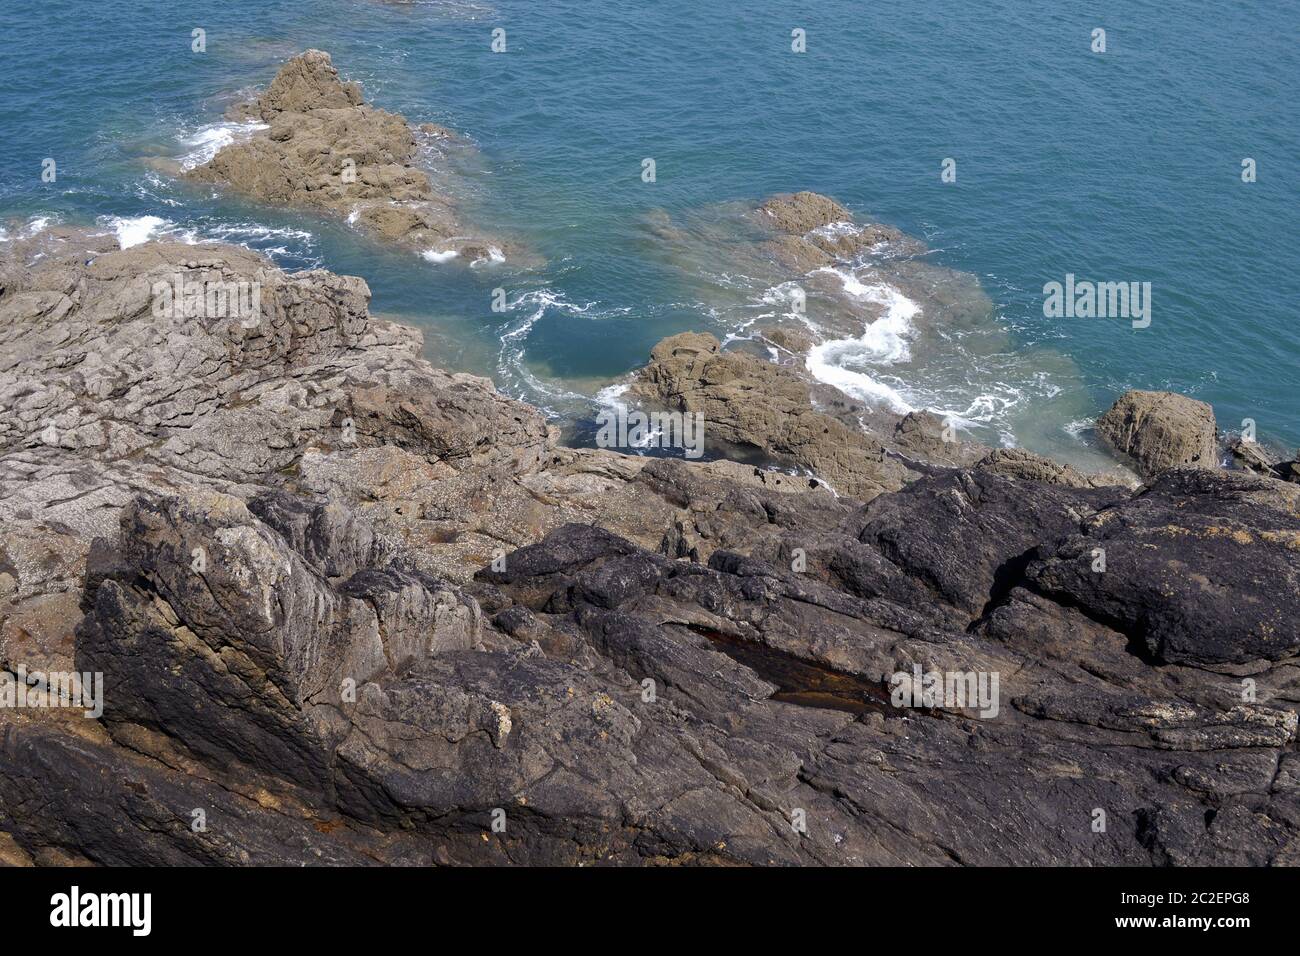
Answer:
3;234;1300;867
189;49;512;264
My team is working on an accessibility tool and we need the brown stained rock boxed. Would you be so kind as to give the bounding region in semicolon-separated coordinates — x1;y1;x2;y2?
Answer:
188;50;511;263
1097;389;1219;477
0;831;33;867
632;331;915;500
0;592;80;674
757;191;854;234
755;191;913;268
760;325;814;355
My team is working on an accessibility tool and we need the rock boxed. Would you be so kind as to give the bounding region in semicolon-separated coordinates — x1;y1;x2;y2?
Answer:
1027;468;1300;666
757;191;854;234
0;230;549;478
849;468;1125;619
975;447;1127;489
258;48;364;112
891;411;986;468
1229;436;1281;476
1096;390;1219;477
760;325;813;355
755;191;912;269
189;50;512;263
4;232;1299;868
631;332;915;499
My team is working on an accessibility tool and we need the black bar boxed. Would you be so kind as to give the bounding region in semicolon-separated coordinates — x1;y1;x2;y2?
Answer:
0;866;1277;941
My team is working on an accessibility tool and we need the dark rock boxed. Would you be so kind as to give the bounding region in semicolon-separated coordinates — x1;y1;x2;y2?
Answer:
1027;469;1300;665
852;468;1125;618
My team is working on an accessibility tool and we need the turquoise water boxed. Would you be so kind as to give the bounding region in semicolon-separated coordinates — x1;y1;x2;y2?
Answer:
2;0;1297;458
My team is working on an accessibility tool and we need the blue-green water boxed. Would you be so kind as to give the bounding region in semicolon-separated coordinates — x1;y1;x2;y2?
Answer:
2;0;1297;460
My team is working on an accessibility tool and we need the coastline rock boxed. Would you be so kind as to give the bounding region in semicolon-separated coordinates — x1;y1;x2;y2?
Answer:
1027;468;1300;666
754;191;914;273
890;411;986;469
975;447;1127;489
1228;435;1286;479
3;234;1299;867
1097;390;1219;477
760;325;814;356
189;50;510;263
631;332;915;499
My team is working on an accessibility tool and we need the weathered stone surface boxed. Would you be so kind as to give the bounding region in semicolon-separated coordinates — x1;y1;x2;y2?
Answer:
189;50;511;263
1027;468;1300;666
975;447;1129;489
1229;435;1282;476
632;331;915;500
850;468;1126;619
3;233;1297;868
756;191;909;264
1097;389;1219;477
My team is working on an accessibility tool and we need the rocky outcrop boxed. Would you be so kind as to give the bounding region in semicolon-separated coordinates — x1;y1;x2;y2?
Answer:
190;50;510;264
3;234;1299;867
0;229;547;680
1027;469;1300;666
755;191;916;272
1096;389;1219;477
631;331;920;499
974;447;1124;489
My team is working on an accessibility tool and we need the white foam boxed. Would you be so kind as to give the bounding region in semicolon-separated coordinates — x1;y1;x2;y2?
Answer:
178;121;268;170
804;274;921;414
470;245;506;267
422;248;460;264
594;382;630;409
1064;418;1095;441
204;222;314;244
808;220;862;240
104;215;169;249
22;216;55;237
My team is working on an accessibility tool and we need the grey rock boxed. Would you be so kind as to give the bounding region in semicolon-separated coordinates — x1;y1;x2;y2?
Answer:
3;233;1297;869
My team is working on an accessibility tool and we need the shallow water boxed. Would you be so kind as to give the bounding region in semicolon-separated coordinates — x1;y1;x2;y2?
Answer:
2;0;1296;460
